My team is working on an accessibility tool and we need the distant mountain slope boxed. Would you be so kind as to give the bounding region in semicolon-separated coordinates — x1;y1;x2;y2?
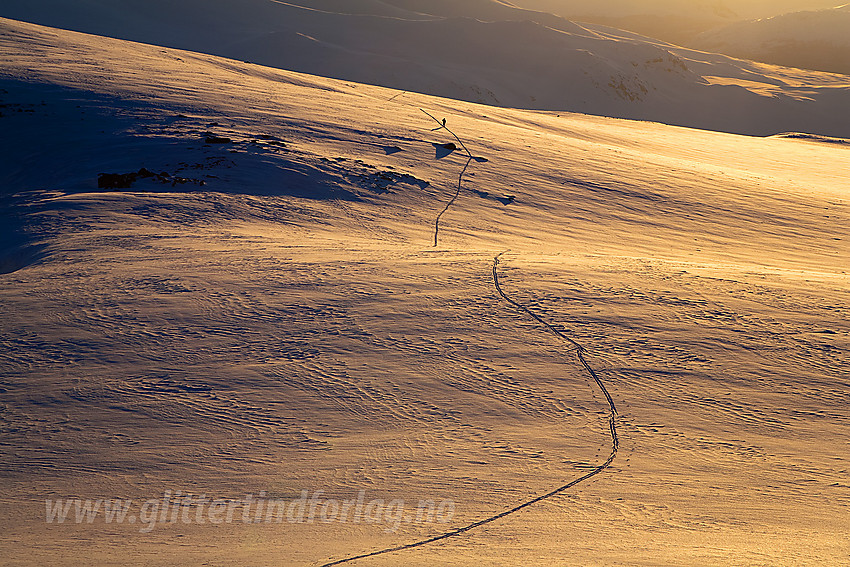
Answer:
2;1;850;137
507;0;739;45
509;1;844;45
510;0;841;21
693;4;850;75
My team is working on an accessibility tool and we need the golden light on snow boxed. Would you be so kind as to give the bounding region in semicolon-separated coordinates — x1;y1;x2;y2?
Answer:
0;4;848;567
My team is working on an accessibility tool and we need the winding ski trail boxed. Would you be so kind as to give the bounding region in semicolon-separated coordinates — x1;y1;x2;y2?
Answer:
432;156;473;247
421;109;476;248
493;253;619;419
316;254;620;566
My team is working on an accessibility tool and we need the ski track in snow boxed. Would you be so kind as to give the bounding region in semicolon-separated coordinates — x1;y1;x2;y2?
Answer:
317;254;620;566
431;155;471;248
319;111;618;563
421;108;476;249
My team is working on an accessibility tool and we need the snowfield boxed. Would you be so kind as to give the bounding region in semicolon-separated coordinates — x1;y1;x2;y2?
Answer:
1;16;849;567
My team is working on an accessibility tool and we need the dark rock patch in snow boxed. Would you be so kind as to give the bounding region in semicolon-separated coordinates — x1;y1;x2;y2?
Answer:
98;168;205;190
356;169;430;193
433;142;457;159
771;132;850;146
204;134;232;144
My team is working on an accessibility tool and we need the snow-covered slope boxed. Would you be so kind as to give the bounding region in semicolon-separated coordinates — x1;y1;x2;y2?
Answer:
2;2;850;137
509;0;739;45
693;4;850;75
729;0;846;19
508;0;843;44
1;18;849;567
512;0;841;20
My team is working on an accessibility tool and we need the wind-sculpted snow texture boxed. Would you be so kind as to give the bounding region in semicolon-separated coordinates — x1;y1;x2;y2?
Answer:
1;17;849;567
315;118;620;564
319;255;621;564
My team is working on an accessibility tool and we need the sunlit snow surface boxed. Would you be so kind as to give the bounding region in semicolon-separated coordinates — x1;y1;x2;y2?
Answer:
1;18;848;566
